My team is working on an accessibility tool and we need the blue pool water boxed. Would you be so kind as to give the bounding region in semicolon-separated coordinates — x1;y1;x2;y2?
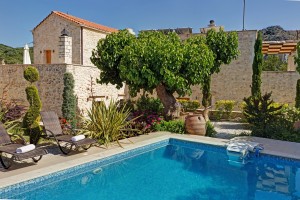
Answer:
1;139;300;200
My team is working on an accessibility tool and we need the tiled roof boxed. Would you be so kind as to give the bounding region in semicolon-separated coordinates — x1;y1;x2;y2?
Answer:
33;11;118;33
262;41;297;54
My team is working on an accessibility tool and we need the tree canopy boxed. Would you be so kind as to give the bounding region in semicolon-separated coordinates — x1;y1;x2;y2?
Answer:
262;55;287;71
201;29;239;115
91;29;238;117
119;31;213;97
91;30;135;89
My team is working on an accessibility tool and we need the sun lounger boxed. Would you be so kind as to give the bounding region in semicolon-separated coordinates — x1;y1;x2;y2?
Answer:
40;111;97;155
0;123;47;169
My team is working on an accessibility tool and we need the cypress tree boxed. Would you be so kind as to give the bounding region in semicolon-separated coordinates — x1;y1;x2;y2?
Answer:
62;72;76;128
296;80;300;108
251;31;263;97
295;42;300;108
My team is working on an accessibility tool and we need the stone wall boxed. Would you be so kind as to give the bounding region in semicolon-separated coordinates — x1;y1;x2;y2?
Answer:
0;64;125;116
187;30;300;107
262;71;300;104
66;64;126;114
0;64;67;115
33;14;82;64
82;28;107;66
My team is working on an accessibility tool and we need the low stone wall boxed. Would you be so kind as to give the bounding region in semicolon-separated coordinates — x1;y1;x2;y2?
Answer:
66;64;126;114
0;64;125;116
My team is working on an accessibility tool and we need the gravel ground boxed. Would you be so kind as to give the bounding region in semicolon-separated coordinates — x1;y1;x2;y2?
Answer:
212;121;251;139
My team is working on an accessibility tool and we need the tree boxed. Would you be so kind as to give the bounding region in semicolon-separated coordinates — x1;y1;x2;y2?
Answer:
243;92;282;138
201;29;239;120
91;30;214;118
91;30;136;89
62;73;76;128
262;55;287;71
251;31;263;98
22;66;42;144
294;42;300;108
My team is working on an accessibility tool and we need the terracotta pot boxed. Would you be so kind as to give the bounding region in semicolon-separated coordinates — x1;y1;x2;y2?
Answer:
185;114;206;135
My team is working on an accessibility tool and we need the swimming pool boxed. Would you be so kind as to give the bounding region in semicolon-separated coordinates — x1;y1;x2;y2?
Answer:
1;138;300;200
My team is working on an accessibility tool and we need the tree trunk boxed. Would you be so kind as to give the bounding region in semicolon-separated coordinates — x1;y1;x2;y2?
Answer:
202;75;212;121
156;84;177;120
203;107;210;122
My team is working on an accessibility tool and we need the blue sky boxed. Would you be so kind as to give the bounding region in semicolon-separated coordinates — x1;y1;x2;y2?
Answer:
1;0;300;47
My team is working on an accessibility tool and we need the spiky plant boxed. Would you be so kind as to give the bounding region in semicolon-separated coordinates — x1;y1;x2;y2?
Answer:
83;100;133;147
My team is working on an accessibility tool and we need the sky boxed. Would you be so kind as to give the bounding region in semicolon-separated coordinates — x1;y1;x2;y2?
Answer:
1;0;300;47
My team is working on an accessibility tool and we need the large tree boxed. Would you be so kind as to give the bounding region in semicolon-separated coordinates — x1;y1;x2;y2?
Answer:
91;30;214;118
201;29;239;120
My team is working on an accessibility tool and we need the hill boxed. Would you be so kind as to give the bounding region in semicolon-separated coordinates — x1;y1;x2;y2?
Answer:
261;26;299;41
0;44;33;64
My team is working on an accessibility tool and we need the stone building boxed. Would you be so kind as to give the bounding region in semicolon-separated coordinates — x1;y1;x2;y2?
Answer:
0;11;125;116
32;11;118;66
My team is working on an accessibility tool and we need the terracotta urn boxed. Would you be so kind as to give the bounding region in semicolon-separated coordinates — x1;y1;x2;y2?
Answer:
185;114;206;136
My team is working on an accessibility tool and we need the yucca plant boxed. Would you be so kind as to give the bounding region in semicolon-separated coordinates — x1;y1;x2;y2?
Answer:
83;100;133;147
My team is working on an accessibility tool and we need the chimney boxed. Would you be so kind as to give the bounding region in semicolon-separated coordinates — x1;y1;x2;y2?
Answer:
208;20;216;27
200;20;224;34
58;28;72;64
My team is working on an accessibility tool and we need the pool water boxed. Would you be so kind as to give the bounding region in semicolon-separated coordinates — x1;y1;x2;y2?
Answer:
1;139;300;200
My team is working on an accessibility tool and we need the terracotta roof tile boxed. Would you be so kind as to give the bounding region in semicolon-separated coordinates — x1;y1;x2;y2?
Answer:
33;11;118;33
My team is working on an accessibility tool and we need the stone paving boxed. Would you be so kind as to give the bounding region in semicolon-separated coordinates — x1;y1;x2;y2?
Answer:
213;121;251;139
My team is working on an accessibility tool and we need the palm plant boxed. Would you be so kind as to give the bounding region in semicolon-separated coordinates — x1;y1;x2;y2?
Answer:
83;100;133;147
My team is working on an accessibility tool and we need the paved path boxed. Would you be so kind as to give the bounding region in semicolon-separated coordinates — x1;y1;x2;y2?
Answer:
212;121;251;139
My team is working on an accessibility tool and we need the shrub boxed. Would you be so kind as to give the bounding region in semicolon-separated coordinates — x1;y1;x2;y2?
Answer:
24;66;39;83
136;95;164;114
205;121;217;137
132;110;162;133
83;100;132;147
177;99;200;112
153;120;185;134
3;104;26;122
22;66;42;144
117;99;135;113
261;107;300;142
243;92;283;138
262;55;287;71
215;100;235;120
62;73;76;128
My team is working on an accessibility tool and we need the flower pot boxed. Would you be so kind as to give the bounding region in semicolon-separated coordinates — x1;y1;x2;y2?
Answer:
185;114;206;136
